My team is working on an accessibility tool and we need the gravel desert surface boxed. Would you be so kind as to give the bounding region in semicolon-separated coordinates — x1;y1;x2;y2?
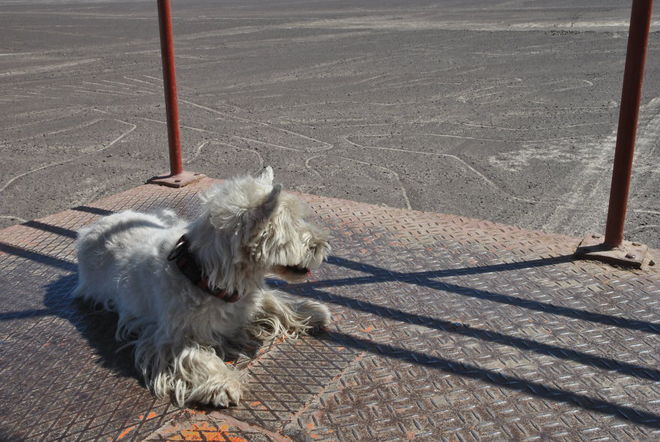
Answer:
1;0;658;247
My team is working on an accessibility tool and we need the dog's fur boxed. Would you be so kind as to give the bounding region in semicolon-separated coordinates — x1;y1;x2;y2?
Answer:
73;167;331;407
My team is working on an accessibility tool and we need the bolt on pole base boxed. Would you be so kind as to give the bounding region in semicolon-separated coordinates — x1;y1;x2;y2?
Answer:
147;171;206;188
575;233;653;269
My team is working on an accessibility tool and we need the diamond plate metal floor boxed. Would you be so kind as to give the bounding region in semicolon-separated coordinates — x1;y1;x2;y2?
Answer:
0;178;658;441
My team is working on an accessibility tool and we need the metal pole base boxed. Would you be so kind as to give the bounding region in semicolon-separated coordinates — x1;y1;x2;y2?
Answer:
147;170;205;188
575;233;653;269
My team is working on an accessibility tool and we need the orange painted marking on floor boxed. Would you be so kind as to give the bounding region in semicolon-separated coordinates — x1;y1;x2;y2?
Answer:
248;400;268;411
190;422;218;432
180;429;204;440
202;431;225;442
116;426;135;440
137;410;158;421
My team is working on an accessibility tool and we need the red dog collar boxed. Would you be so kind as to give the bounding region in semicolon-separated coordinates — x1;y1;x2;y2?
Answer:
168;235;240;303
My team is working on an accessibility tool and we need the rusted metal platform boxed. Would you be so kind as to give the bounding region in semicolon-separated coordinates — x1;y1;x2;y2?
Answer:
0;178;658;441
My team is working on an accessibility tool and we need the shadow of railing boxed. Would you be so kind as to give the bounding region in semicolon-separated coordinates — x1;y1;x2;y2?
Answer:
71;205;115;216
318;330;660;429
273;252;660;428
0;242;75;272
3;222;659;429
300;256;659;336
283;285;660;382
22;220;77;239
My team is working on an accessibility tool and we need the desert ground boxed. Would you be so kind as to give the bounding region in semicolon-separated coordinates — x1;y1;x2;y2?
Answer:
1;0;658;248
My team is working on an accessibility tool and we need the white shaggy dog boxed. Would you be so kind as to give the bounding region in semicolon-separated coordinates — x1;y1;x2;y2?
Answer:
73;167;331;407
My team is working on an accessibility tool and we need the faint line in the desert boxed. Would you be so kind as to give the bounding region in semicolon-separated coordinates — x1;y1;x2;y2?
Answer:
232;136;301;152
180;98;334;151
304;155;324;179
139;117;213;134
211;141;265;171
0;120;136;194
0;215;27;223
185;141;209;165
343;137;535;204
633;209;660;215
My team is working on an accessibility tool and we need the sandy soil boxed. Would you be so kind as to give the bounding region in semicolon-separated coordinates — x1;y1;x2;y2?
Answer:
0;0;658;248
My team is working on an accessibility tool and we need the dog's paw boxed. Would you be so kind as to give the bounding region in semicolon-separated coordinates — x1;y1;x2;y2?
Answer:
295;300;331;330
207;375;243;408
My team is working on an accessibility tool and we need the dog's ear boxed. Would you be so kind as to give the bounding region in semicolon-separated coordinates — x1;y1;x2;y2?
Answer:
243;184;281;235
257;166;274;185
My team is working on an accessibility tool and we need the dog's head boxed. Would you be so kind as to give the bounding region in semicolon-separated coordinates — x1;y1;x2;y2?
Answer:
199;167;330;281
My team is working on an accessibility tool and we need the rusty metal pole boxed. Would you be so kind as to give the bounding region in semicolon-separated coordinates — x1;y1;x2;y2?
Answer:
157;0;182;175
576;0;653;268
149;0;204;187
604;0;653;247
